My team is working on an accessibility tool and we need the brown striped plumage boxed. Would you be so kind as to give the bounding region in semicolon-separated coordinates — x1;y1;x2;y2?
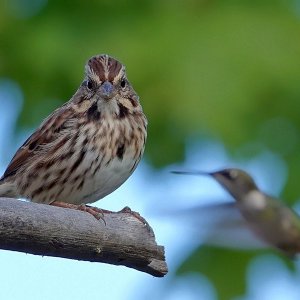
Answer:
0;54;147;209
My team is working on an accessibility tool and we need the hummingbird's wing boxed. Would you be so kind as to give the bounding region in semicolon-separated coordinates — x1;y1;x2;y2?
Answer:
159;201;267;249
193;202;267;249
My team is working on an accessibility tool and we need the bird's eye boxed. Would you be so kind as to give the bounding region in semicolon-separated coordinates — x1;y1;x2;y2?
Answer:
86;80;94;90
120;78;126;88
220;170;234;180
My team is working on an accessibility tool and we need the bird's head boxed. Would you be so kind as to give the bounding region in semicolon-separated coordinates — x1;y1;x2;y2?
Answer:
172;168;258;201
74;54;142;119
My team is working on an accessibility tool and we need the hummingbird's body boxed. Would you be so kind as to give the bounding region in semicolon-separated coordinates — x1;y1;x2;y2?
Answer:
173;168;300;257
238;189;300;257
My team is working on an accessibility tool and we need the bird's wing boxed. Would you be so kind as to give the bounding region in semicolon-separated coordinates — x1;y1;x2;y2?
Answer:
1;106;73;180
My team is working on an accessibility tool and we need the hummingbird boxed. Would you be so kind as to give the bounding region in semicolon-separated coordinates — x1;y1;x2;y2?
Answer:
172;168;300;258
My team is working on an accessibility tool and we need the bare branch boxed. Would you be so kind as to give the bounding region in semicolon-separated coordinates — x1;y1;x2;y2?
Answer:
0;198;168;277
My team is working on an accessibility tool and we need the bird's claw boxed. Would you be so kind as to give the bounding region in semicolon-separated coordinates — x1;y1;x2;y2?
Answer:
78;204;107;225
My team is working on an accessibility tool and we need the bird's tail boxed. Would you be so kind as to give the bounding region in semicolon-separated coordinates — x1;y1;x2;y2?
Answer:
0;180;18;198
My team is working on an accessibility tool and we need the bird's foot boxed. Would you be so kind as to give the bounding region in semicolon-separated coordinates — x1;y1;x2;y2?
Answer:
77;204;109;225
49;202;152;233
50;201;109;225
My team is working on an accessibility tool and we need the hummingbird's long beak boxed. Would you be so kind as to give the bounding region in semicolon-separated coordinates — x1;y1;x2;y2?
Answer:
171;170;211;176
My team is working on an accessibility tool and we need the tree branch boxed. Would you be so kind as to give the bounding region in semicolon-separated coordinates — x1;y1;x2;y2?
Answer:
0;197;168;277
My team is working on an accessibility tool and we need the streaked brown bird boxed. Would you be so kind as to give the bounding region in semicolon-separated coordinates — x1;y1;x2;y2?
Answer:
0;54;147;218
173;168;300;258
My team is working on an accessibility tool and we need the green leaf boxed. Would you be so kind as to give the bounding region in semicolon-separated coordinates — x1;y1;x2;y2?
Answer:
177;246;267;300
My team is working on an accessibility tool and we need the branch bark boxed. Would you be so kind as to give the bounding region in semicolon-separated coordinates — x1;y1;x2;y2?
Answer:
0;197;168;277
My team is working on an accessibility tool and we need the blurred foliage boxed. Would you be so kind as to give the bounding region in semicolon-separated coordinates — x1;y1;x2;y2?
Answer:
177;246;295;300
2;0;300;299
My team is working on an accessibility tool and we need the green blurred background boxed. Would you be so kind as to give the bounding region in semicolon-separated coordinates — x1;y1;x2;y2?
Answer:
1;0;300;299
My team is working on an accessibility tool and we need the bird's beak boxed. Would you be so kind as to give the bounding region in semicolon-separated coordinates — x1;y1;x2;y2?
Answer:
98;81;116;100
209;171;223;182
210;171;220;177
171;170;210;176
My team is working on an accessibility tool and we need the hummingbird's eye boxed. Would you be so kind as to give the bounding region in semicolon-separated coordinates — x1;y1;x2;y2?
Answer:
220;170;232;179
220;169;237;180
